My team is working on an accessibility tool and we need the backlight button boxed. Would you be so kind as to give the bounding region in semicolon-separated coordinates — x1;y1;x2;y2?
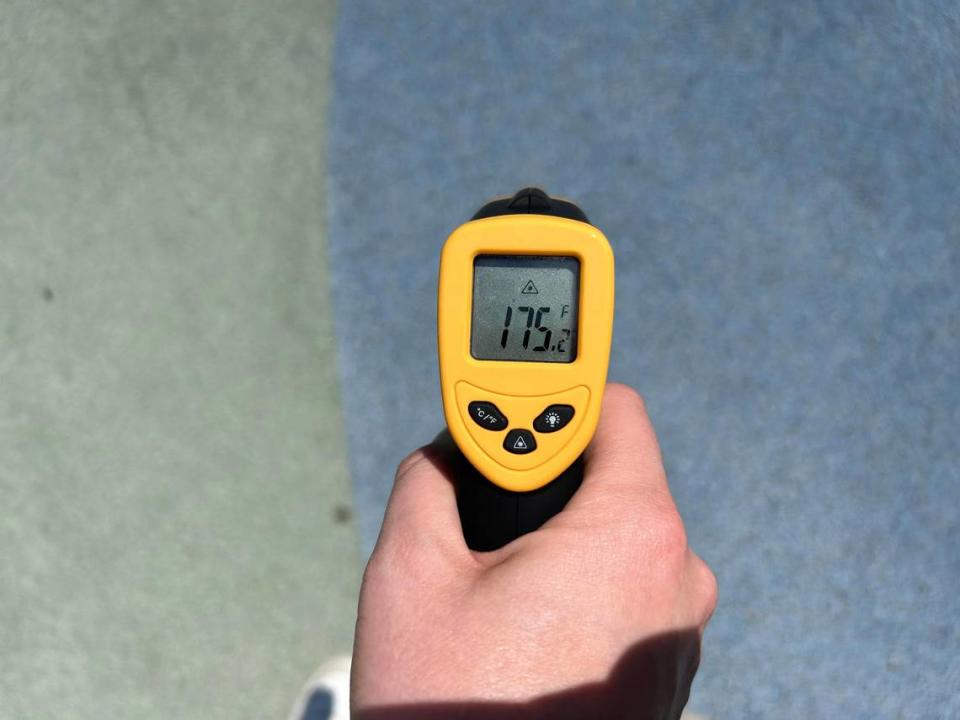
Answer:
533;404;575;433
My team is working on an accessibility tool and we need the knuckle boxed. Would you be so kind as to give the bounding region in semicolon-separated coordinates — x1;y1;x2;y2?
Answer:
691;554;719;618
360;551;391;593
701;565;719;615
606;383;647;413
395;447;430;479
610;505;689;582
364;532;418;587
648;508;688;556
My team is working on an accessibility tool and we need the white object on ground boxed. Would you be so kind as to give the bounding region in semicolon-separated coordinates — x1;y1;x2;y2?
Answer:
287;656;352;720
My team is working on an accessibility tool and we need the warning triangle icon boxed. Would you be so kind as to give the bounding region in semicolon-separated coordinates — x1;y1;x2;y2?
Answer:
521;280;538;294
513;436;528;450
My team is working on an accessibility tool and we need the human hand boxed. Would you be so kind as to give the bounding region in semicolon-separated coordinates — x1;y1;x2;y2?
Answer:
351;384;718;719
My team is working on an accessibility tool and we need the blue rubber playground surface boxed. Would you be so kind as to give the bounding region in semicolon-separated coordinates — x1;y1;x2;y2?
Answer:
327;3;960;718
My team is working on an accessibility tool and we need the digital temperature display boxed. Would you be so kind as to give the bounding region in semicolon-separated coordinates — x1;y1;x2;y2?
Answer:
470;255;579;363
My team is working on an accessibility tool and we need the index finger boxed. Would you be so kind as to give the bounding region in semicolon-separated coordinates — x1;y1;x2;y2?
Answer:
374;433;471;563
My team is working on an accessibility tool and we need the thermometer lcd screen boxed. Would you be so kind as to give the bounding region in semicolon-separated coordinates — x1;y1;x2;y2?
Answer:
471;255;579;363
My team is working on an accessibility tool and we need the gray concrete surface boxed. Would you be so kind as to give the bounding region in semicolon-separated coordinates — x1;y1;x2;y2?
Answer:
0;2;358;719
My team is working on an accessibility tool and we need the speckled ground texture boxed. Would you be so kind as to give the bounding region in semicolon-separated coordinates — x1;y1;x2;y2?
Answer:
327;2;960;718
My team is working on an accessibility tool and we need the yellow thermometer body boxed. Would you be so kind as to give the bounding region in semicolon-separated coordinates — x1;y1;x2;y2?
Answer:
438;196;614;493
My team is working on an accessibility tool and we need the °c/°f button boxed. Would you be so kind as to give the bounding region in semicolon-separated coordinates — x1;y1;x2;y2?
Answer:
468;401;508;431
503;429;537;454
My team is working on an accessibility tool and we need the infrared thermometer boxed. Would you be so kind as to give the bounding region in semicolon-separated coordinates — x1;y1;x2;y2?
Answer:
438;188;614;549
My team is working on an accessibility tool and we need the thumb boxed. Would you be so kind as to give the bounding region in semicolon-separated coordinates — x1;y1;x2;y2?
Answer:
374;433;469;561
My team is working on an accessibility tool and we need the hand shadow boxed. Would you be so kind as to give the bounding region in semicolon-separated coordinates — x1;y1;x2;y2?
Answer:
354;629;702;720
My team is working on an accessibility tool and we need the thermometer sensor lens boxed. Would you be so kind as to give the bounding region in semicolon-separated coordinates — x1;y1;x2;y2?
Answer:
470;255;580;363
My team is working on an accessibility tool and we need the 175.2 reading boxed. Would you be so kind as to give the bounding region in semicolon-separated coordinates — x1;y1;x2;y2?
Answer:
500;306;571;353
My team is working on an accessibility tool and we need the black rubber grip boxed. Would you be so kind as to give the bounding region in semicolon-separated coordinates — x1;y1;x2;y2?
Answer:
455;451;584;552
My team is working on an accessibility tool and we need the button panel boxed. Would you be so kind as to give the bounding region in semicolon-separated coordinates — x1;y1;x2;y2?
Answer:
454;382;589;472
468;401;508;431
503;429;537;454
533;404;575;433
